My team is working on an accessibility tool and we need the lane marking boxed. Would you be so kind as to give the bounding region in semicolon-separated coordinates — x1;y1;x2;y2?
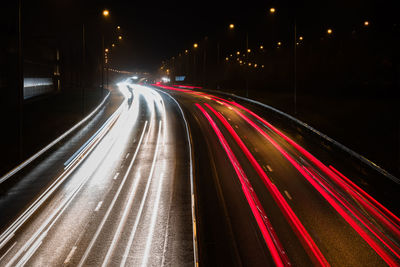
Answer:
113;172;120;180
125;153;130;159
77;121;148;267
94;201;103;212
121;121;162;267
155;88;199;267
266;165;273;172
284;190;293;200
64;246;77;264
101;172;141;267
141;171;165;267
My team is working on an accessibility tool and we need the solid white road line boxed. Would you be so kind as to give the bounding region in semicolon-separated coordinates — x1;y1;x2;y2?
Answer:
156;89;198;267
77;121;148;267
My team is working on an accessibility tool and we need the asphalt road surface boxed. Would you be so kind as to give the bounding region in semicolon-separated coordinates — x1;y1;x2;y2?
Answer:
0;84;194;266
0;81;399;266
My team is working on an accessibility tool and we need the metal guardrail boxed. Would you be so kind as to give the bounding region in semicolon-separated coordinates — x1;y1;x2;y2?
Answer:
0;91;111;184
202;89;400;185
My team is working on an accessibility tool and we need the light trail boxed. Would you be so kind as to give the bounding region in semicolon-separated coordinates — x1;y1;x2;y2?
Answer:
204;103;328;267
120;121;163;267
77;121;148;267
196;103;290;267
226;102;400;265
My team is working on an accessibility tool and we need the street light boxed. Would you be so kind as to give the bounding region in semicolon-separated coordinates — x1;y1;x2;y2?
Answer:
277;41;282;46
260;45;264;50
193;43;198;48
327;28;333;35
117;25;121;30
112;43;115;48
269;7;276;14
105;48;109;53
229;24;235;29
118;35;122;40
364;21;369;26
299;36;303;41
102;9;110;17
247;48;251;53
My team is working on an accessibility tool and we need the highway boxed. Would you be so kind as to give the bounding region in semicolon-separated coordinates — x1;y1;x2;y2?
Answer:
0;83;194;266
0;80;399;266
152;84;400;266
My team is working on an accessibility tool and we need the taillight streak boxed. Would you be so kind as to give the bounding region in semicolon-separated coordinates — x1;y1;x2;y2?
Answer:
196;103;290;267
219;97;400;242
226;103;399;265
204;103;329;267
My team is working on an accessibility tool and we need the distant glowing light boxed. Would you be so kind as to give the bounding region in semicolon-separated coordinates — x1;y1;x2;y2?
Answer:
299;36;303;41
236;51;240;55
277;41;282;46
161;77;170;83
248;63;252;66
229;24;235;29
112;43;115;47
225;57;229;61
185;49;189;54
260;45;264;49
118;35;122;40
102;9;110;17
327;28;333;34
364;21;369;26
269;7;276;14
117;26;121;30
247;49;251;53
105;48;109;53
193;43;198;48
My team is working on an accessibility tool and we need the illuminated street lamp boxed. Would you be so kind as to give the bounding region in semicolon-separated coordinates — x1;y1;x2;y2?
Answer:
327;28;333;35
102;9;110;17
225;57;229;61
236;51;240;55
105;48;109;53
247;48;251;53
364;21;370;26
269;7;276;14
193;43;198;48
260;45;264;50
118;35;122;40
299;36;303;41
277;41;282;46
229;24;235;29
117;25;121;30
112;43;115;48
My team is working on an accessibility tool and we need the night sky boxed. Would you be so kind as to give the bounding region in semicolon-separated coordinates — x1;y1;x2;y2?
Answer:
86;0;398;72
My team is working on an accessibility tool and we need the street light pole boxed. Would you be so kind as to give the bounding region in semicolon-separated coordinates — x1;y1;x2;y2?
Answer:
246;32;249;97
17;0;23;161
82;23;86;117
294;18;297;114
